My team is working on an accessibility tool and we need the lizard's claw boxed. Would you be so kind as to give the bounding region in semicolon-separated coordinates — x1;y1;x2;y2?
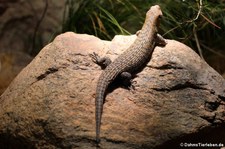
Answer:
128;80;137;93
89;52;100;64
89;52;111;69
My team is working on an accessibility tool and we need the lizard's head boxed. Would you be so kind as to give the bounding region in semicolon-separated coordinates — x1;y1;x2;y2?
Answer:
146;5;163;27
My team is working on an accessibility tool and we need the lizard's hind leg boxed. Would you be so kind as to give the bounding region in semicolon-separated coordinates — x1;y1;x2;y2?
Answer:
120;72;136;91
89;52;112;69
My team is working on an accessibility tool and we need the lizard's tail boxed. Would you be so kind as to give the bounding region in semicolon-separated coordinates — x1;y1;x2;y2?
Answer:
95;78;108;144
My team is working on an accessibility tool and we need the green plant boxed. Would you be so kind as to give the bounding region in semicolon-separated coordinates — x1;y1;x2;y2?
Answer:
62;0;140;39
62;0;225;73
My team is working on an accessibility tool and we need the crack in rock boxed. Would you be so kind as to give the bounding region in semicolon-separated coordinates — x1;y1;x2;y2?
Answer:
36;67;59;80
151;81;207;92
148;62;183;70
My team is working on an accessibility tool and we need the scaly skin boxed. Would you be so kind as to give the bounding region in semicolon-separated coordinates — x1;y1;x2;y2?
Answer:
94;5;166;144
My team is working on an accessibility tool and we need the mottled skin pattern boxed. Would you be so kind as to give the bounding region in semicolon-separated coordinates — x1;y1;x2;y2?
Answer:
91;5;166;144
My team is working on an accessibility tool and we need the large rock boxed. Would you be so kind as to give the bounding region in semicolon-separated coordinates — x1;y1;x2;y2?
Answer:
0;32;225;149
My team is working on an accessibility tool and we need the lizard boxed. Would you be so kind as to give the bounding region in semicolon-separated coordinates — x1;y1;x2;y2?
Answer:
90;5;167;144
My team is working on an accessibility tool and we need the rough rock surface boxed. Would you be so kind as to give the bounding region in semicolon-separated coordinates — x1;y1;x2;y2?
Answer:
0;32;225;149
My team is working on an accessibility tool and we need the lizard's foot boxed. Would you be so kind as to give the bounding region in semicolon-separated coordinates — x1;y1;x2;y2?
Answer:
120;72;136;92
89;52;111;69
89;52;100;64
128;80;137;92
136;30;141;36
156;34;167;47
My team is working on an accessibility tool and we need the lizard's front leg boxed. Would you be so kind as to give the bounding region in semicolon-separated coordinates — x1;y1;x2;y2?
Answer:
89;52;112;69
156;34;167;46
